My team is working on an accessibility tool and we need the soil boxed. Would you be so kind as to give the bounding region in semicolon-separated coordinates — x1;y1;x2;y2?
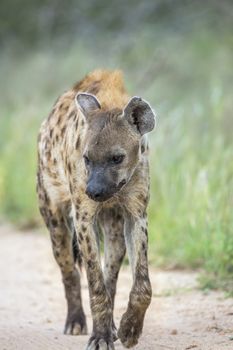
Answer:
0;224;233;350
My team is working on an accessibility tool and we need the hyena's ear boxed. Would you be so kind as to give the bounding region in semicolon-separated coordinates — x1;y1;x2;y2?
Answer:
75;93;101;118
123;96;156;135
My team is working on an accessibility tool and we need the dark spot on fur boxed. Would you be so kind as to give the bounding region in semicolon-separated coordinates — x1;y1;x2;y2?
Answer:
67;162;72;174
46;150;51;159
51;218;58;227
59;103;64;110
44;191;50;205
54;250;60;258
112;221;117;229
68;111;76;119
87;259;95;270
87;80;100;95
61;125;66;137
57;115;62;125
93;285;106;297
75;137;80;149
137;193;145;202
69;182;73;194
81;225;87;232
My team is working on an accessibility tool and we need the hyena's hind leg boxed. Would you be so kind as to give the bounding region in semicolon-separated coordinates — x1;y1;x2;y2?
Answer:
100;207;126;339
38;190;87;335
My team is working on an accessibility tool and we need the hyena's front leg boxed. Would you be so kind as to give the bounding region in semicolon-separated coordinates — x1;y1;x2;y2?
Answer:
100;207;126;307
100;207;126;341
39;200;87;335
74;201;115;350
118;213;152;348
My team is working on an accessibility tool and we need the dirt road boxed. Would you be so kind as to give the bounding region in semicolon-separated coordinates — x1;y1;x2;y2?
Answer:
0;225;233;350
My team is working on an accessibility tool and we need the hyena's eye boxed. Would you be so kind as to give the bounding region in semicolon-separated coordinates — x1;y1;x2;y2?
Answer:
110;154;125;165
83;155;90;166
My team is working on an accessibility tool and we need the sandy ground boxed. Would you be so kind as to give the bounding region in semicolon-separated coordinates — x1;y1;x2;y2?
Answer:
0;225;233;350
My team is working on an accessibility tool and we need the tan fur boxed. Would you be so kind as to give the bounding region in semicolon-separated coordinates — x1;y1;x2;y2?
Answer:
73;69;129;110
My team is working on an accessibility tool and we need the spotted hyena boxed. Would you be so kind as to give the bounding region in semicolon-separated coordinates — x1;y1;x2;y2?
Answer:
37;69;156;349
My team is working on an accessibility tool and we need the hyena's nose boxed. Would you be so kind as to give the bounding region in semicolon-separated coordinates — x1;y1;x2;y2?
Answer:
86;183;104;201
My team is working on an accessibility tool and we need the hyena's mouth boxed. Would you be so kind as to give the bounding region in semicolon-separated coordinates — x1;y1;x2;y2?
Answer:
86;179;127;202
87;191;116;202
119;179;127;187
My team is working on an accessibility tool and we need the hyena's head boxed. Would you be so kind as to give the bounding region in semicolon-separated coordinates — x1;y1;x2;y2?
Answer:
76;93;156;202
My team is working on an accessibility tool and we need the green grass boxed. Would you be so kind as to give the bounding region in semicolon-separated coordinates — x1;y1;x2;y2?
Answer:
0;17;232;290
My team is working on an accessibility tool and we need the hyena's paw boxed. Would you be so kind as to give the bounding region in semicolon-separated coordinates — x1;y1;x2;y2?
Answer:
118;310;143;348
64;309;87;335
86;334;115;350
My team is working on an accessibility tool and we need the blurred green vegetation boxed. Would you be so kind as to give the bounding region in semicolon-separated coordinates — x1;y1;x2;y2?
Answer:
0;1;232;290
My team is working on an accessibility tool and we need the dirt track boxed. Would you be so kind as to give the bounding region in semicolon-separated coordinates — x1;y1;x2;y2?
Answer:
0;225;233;350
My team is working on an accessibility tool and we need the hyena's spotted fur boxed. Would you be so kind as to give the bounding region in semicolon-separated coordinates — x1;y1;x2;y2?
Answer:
37;69;156;349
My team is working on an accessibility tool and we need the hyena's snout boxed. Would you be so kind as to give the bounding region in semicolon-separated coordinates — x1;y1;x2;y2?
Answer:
86;179;109;202
86;179;119;202
85;168;125;202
